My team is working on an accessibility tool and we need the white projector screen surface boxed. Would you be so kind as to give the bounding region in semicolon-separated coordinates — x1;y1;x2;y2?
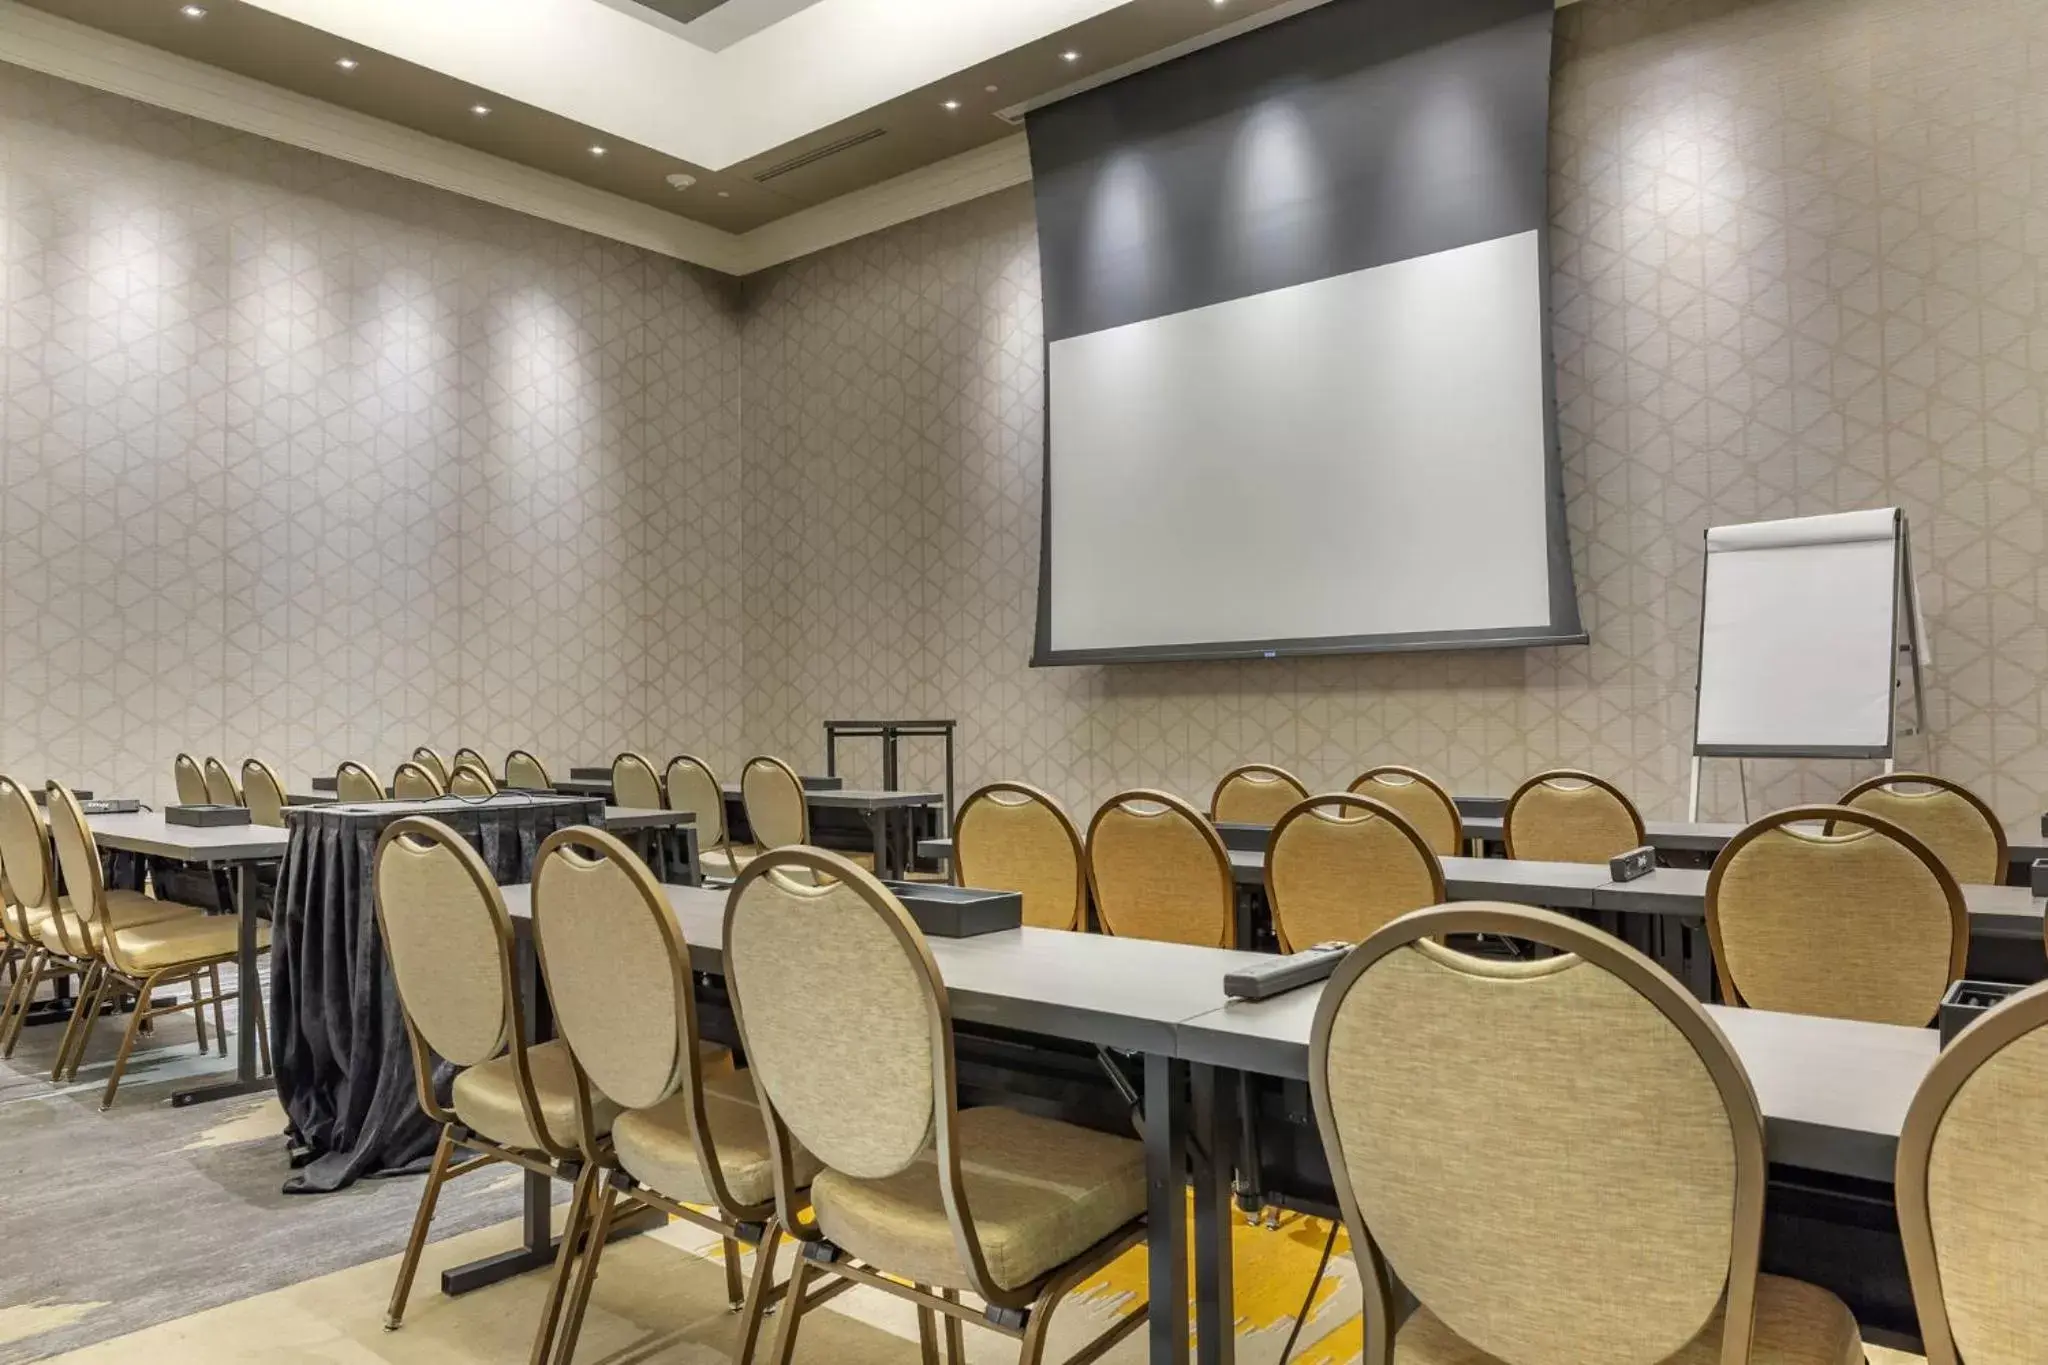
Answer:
1044;230;1557;656
1694;508;1901;756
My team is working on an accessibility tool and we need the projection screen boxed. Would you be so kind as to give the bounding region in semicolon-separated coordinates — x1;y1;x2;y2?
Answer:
1027;0;1583;665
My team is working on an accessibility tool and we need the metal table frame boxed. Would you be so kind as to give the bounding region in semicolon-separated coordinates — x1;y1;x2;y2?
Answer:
824;718;956;822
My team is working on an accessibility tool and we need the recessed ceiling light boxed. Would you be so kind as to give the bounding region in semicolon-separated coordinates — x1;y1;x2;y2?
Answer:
1061;49;1080;62
942;99;961;111
589;145;607;156
335;57;359;71
179;4;206;16
717;190;730;198
985;84;998;93
470;104;491;116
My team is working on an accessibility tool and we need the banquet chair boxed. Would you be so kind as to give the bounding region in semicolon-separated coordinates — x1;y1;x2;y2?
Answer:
391;761;446;801
1837;772;2007;886
1347;765;1464;857
173;753;208;806
1503;769;1646;864
1210;763;1311;827
448;765;498;798
202;757;243;806
1708;805;1965;1027
504;750;552;792
336;762;385;804
240;759;288;827
1087;789;1235;948
952;782;1085;931
664;755;755;877
1309;901;1862;1364
411;747;450;788
610;752;663;811
725;847;1150;1365
1266;794;1444;952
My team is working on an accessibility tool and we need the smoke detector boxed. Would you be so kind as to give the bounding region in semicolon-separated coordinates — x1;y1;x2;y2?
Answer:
666;172;697;190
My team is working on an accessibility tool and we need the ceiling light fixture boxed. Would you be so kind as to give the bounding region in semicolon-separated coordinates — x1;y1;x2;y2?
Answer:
1061;49;1080;62
942;99;961;111
470;104;491;116
717;190;730;198
589;145;607;156
335;57;359;71
179;4;206;16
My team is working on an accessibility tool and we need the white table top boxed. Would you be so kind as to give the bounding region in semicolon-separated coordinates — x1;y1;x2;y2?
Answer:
85;811;291;863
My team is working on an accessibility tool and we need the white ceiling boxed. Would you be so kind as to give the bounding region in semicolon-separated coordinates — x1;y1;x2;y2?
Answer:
238;0;1130;169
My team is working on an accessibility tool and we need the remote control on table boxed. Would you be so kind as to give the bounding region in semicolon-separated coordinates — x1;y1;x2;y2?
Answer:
1223;941;1354;1002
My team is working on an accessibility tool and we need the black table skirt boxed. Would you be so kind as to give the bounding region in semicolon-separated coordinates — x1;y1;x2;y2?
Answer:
271;795;601;1194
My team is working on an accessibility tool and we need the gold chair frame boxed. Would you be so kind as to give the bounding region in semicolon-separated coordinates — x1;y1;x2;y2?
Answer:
173;752;208;806
1502;768;1646;862
505;749;553;792
1265;793;1445;952
240;758;288;827
740;755;810;850
391;761;447;801
1209;762;1311;824
609;752;664;811
1836;771;2009;885
202;756;243;807
1086;788;1236;948
335;761;385;803
0;775;87;1060
1346;764;1465;855
951;781;1086;932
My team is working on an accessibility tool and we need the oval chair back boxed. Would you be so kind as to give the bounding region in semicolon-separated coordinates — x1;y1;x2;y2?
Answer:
450;748;489;781
1311;903;1791;1365
1837;772;2007;886
335;762;385;804
392;761;446;801
1503;769;1645;865
740;756;809;853
0;775;54;944
202;757;242;806
663;755;727;849
952;782;1085;931
173;753;208;806
1707;805;1965;1027
1210;763;1311;827
1898;979;2048;1363
1086;789;1235;947
611;752;663;811
504;750;552;792
411;748;450;788
1266;794;1445;952
240;759;287;826
449;765;498;798
1347;765;1463;857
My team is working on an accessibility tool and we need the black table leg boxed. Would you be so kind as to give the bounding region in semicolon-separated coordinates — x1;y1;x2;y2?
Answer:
1145;1052;1190;1365
1191;1063;1237;1365
868;810;893;879
172;861;270;1107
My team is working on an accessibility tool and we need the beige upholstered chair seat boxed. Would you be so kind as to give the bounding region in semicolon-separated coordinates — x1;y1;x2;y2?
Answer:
452;1038;619;1152
811;1105;1145;1292
612;1067;820;1208
38;890;202;947
1394;1274;1860;1365
106;914;270;972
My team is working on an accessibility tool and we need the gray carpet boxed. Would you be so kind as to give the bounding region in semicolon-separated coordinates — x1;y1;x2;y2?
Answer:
0;969;545;1362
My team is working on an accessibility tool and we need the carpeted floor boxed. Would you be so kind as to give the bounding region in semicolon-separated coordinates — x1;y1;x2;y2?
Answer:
1;976;1928;1365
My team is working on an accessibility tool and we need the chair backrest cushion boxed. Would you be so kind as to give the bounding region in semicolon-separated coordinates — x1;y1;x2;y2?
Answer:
664;756;726;847
412;748;449;786
374;822;513;1067
392;762;445;800
727;859;938;1179
449;766;497;798
1267;796;1443;950
1348;767;1462;856
1211;765;1311;826
336;763;384;803
741;757;808;852
505;750;552;792
534;831;688;1111
241;760;286;826
954;784;1083;931
611;753;663;811
1710;809;1962;1027
0;776;51;922
203;757;241;806
1505;771;1643;865
1319;932;1738;1365
1841;775;2004;886
174;753;208;805
1087;792;1233;947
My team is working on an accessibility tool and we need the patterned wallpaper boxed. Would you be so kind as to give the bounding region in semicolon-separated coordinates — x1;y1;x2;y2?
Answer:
0;66;746;808
738;0;2048;824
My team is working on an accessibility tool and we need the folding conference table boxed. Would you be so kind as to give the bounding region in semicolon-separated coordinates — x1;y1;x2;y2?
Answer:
82;811;291;1107
489;881;1938;1364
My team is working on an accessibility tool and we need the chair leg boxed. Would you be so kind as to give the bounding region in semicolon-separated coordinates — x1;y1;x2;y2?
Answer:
387;1125;457;1331
209;963;229;1056
762;1254;815;1365
732;1221;785;1365
547;1170;614;1365
51;961;100;1082
721;1235;745;1311
0;948;30;1045
99;971;160;1111
1;950;47;1056
192;969;210;1055
941;1288;965;1365
916;1287;941;1365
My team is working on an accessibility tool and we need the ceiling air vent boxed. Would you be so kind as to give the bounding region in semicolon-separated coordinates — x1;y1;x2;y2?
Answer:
752;127;888;183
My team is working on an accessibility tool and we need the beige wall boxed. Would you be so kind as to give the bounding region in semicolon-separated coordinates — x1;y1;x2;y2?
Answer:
0;65;747;807
8;0;2046;823
738;0;2048;823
